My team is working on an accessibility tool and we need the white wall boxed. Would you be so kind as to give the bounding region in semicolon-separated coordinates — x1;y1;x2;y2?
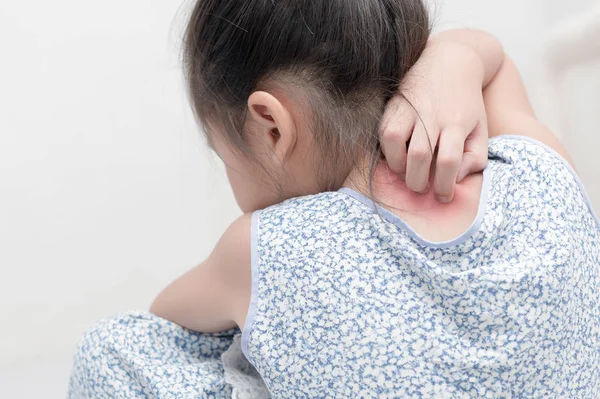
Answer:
0;0;240;366
0;0;598;370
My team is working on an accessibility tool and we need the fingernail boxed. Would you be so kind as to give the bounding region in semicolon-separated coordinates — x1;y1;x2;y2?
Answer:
457;170;468;183
438;195;453;203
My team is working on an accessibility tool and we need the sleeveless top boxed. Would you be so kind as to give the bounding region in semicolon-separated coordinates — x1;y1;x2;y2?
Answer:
241;136;600;398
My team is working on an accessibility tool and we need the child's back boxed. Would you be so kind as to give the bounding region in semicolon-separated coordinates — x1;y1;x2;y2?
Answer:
144;0;600;397
65;0;600;397
243;136;600;397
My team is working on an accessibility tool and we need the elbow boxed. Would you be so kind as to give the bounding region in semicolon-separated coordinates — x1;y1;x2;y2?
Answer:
149;295;168;320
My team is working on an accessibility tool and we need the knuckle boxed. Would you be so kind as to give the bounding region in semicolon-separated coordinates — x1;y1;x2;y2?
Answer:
474;157;489;170
467;151;489;168
409;147;432;163
388;94;410;109
449;111;470;127
388;162;406;175
475;153;489;167
475;151;489;163
437;154;461;170
442;124;468;140
380;128;405;143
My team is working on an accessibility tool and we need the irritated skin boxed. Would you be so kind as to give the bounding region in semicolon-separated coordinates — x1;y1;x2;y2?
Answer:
354;161;484;243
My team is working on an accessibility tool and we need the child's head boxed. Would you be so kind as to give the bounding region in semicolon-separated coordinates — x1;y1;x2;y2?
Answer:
184;0;430;212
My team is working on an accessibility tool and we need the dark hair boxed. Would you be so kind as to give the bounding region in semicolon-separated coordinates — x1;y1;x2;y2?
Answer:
184;0;430;190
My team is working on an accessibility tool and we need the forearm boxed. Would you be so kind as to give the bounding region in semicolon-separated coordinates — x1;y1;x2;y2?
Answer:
482;55;575;166
150;262;237;333
431;29;505;88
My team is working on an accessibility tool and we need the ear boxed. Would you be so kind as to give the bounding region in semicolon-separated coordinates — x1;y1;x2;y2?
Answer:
247;91;297;163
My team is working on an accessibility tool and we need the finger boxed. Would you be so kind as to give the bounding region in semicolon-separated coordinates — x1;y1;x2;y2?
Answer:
457;120;489;182
380;121;414;178
434;127;466;203
380;98;415;177
406;119;437;194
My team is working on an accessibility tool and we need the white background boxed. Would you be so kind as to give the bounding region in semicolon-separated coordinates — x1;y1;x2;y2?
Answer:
1;0;598;396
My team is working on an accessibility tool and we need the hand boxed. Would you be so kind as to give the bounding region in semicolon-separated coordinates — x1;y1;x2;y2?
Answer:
380;40;489;203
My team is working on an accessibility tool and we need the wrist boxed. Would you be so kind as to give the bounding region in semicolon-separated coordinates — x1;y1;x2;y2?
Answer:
423;39;486;87
430;29;504;87
449;42;486;87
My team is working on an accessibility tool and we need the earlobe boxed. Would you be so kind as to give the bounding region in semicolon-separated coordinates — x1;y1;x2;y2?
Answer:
248;91;297;163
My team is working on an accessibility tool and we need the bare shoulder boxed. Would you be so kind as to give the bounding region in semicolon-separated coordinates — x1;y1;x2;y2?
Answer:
215;213;253;259
150;213;253;333
213;213;253;328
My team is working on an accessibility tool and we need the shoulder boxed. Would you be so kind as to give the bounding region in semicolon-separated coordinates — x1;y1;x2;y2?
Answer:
489;135;575;179
212;214;253;324
254;192;364;251
219;193;353;327
213;193;351;318
217;213;253;254
489;135;600;228
257;192;354;229
223;193;348;262
215;213;253;274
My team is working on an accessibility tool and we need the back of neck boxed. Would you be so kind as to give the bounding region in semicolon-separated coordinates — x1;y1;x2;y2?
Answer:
343;160;485;242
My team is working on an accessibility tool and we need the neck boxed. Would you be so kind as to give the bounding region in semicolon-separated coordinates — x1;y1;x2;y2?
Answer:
343;157;483;217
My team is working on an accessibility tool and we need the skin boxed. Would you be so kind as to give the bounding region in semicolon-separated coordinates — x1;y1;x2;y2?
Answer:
380;29;504;202
345;160;484;243
151;30;574;334
207;89;325;214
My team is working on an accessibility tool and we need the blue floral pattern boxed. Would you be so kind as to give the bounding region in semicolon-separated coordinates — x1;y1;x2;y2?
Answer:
68;312;237;398
243;136;600;398
69;136;600;398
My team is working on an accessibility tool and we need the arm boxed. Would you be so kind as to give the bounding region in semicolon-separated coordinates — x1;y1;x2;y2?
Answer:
433;30;573;164
482;55;575;167
429;29;505;88
150;214;252;333
382;28;505;201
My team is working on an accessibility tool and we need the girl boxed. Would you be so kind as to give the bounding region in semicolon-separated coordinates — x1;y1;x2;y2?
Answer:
70;0;600;397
